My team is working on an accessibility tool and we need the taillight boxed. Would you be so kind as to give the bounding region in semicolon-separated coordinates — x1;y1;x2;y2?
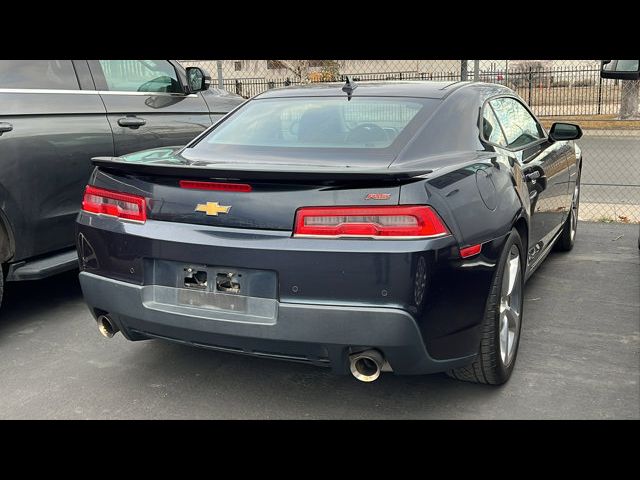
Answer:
179;180;252;192
293;205;449;239
81;185;147;223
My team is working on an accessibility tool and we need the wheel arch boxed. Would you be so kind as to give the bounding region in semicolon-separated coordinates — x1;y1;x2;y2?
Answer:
513;215;529;257
0;207;15;264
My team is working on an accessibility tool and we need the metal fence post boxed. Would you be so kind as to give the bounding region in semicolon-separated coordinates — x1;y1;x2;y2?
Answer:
216;60;224;89
473;60;479;81
528;67;533;104
597;74;603;115
505;60;509;87
460;60;468;81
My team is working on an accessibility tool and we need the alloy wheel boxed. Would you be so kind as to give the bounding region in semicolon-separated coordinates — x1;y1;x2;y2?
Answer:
570;179;580;241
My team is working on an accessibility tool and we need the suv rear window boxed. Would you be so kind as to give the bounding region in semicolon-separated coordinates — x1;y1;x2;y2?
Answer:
197;97;430;149
0;60;79;90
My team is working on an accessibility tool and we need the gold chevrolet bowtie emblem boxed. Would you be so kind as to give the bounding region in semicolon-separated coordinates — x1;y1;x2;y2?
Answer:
195;202;231;216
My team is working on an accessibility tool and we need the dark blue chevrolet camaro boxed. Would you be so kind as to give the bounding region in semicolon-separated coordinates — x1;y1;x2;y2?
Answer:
76;80;583;385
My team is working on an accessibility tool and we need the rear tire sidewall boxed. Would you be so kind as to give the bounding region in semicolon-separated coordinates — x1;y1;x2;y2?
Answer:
490;229;525;384
0;263;4;311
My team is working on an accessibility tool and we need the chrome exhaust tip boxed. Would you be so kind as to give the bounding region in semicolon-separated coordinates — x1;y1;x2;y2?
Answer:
97;315;119;338
349;349;385;382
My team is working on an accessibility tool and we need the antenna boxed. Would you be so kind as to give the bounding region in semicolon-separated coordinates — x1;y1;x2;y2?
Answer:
342;75;358;100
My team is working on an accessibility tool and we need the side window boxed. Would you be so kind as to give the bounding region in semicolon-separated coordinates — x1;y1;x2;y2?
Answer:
489;97;544;149
98;60;182;93
482;104;507;147
0;60;79;90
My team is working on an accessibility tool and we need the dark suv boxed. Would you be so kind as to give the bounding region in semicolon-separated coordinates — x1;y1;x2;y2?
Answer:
0;60;244;308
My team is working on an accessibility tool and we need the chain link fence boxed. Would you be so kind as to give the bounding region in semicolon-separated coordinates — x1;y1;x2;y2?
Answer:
180;60;640;223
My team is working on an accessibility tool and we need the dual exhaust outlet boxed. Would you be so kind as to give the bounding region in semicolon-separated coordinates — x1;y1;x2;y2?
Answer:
96;314;386;382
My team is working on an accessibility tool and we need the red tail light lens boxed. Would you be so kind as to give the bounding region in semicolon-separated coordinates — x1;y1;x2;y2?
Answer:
293;205;448;238
179;180;252;192
81;185;147;223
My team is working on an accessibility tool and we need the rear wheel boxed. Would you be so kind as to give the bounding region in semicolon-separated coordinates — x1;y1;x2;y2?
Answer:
556;169;581;252
0;228;7;310
448;229;524;385
0;263;4;311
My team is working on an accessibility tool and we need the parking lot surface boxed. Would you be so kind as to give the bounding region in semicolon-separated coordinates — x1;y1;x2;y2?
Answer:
0;222;638;419
580;134;640;205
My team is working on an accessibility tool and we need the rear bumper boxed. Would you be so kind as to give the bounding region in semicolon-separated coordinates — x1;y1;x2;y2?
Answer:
79;271;475;375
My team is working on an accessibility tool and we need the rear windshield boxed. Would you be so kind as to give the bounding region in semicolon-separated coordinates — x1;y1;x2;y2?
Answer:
192;97;434;150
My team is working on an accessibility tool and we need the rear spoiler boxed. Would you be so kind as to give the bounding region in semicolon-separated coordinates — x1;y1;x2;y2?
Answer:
91;157;432;182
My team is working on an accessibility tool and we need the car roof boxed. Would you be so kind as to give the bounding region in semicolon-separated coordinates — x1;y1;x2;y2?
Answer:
254;80;474;100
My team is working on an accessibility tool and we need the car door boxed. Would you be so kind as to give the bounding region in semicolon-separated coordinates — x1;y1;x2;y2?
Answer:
88;60;212;156
489;96;571;264
0;60;113;261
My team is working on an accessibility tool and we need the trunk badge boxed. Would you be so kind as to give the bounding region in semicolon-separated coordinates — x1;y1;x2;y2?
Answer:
366;193;391;200
195;202;231;216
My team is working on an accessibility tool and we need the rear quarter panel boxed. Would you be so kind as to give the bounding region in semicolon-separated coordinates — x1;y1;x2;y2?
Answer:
394;84;529;249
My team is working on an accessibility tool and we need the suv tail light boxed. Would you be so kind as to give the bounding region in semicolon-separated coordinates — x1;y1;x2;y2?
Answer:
81;185;147;223
293;205;448;238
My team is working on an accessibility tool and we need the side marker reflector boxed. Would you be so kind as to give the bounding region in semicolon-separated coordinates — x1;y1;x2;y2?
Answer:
460;244;482;258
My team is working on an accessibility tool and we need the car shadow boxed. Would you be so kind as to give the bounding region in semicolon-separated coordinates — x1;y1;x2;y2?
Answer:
115;334;504;419
0;269;83;329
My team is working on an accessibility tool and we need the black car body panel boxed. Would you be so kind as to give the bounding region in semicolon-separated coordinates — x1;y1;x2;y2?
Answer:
0;60;244;281
76;81;581;375
1;87;114;260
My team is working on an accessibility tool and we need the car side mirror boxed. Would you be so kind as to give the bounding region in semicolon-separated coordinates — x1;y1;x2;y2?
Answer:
600;60;640;80
185;67;211;93
549;122;583;142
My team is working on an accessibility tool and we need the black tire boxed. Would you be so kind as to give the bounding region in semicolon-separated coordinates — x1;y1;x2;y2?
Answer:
0;263;4;311
555;168;581;252
0;227;7;310
448;228;525;385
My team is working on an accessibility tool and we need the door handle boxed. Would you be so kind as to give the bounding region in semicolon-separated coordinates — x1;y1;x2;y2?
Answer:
0;122;13;135
117;117;146;129
525;170;541;182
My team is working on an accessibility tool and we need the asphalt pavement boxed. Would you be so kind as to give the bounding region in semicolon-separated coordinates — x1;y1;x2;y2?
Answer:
0;222;638;419
580;134;639;205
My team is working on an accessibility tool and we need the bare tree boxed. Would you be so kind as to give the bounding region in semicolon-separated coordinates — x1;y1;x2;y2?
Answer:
619;80;640;119
318;60;340;81
512;60;548;72
276;60;341;82
274;60;312;82
509;60;551;88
